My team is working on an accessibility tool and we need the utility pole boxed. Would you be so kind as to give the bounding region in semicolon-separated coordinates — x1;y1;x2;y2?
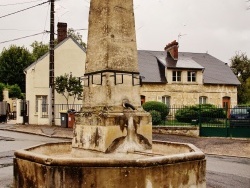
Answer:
49;0;55;125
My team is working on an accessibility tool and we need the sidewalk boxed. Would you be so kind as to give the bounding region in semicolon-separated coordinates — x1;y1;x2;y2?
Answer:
0;120;73;139
0;120;250;158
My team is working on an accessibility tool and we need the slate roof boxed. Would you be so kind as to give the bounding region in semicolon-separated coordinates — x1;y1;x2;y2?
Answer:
138;50;240;85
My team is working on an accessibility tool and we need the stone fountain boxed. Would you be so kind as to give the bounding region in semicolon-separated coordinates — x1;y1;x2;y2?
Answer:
14;0;206;187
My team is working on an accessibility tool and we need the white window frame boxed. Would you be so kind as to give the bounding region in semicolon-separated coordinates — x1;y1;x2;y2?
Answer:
162;95;170;106
172;71;182;82
199;96;207;104
187;71;196;82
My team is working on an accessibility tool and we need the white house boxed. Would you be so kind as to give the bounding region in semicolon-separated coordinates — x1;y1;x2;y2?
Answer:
24;23;86;125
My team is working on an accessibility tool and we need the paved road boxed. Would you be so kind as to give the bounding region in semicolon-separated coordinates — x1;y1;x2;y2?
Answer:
1;130;250;188
0;130;69;188
206;155;250;188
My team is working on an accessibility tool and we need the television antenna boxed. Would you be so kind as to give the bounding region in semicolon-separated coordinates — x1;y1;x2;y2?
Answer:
178;33;187;43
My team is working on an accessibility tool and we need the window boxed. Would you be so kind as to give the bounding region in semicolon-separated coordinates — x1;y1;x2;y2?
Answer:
35;95;47;112
187;71;196;82
199;96;207;104
141;95;145;105
172;71;181;82
162;95;170;106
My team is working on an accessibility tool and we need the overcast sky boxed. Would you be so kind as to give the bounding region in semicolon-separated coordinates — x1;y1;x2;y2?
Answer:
0;0;250;64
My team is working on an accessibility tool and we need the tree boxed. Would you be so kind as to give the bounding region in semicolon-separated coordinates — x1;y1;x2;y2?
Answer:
0;45;34;93
8;84;22;99
30;28;86;58
31;41;49;60
0;83;5;101
230;52;250;104
67;28;86;49
55;73;83;109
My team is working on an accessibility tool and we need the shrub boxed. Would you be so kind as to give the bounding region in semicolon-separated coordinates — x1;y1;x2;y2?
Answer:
175;104;226;123
149;110;162;125
0;83;4;101
142;101;169;120
8;84;22;99
175;106;199;123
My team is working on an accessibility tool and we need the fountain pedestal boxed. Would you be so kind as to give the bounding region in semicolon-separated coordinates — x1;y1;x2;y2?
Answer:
72;110;152;153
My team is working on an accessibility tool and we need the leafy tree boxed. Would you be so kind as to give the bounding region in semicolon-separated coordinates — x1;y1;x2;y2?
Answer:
55;73;83;109
30;28;86;59
0;45;34;93
67;28;86;49
31;41;49;60
230;53;250;103
8;84;22;99
0;83;5;101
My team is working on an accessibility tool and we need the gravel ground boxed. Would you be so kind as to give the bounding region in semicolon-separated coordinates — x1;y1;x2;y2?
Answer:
153;133;250;158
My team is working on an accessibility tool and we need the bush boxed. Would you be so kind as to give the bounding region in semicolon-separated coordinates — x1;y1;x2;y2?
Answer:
149;110;162;125
175;104;226;123
0;83;4;101
142;101;169;120
8;84;22;98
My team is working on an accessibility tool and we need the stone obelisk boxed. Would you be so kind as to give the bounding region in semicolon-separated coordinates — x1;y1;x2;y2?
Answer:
72;0;152;153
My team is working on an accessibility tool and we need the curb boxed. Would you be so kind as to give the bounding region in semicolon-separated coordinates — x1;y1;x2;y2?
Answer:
0;128;72;139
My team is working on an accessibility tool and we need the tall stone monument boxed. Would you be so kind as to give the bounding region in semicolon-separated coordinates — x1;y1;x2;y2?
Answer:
72;0;152;153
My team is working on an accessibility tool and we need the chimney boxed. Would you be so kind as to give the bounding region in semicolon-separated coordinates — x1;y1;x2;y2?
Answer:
164;40;179;60
57;22;67;43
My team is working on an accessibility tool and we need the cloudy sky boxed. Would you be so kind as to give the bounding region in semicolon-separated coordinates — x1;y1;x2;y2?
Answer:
0;0;250;64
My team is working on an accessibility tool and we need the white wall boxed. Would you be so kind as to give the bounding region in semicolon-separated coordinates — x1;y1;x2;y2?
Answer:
25;37;86;125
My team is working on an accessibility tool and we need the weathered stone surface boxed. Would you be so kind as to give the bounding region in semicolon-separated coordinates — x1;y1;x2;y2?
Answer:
72;111;152;153
14;141;206;188
76;0;144;153
85;0;138;73
153;126;199;137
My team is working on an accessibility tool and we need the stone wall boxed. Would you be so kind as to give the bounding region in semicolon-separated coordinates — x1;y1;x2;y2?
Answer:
140;83;237;107
153;126;199;137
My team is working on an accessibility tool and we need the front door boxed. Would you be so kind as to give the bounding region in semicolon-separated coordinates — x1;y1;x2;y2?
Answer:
141;95;145;105
222;97;230;118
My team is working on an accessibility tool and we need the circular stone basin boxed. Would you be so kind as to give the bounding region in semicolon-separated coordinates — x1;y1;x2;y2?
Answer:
14;141;206;188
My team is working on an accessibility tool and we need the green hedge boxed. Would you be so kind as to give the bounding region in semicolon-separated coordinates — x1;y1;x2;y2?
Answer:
149;110;162;125
142;101;169;120
175;104;226;123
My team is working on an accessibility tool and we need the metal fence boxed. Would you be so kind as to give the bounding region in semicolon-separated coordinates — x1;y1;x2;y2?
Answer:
54;104;82;119
162;105;249;126
161;105;228;127
41;104;49;118
158;105;250;138
41;104;82;119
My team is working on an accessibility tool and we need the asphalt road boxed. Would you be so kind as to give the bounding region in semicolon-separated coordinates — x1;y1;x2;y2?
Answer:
0;130;69;188
206;155;250;188
0;130;250;188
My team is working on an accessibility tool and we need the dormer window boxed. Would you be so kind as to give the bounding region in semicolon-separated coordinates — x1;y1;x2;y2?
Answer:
187;71;196;82
172;71;181;82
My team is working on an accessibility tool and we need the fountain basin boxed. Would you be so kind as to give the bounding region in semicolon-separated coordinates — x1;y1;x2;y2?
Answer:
14;141;206;188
